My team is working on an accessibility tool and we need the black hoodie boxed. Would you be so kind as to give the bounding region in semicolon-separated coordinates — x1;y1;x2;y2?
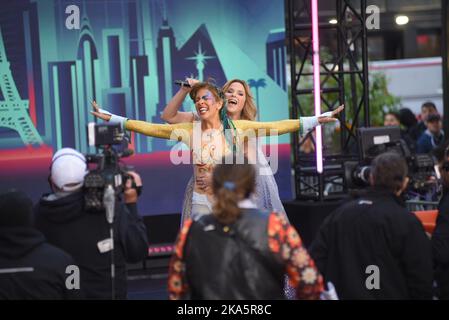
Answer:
0;226;78;299
34;191;148;299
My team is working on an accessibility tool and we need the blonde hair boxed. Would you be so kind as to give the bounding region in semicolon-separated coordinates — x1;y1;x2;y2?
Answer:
222;79;257;121
212;161;255;225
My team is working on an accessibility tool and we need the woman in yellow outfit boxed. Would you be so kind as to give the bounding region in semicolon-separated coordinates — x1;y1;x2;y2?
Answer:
91;81;343;221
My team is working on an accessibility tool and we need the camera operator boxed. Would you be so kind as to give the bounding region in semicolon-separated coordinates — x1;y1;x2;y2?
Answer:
432;142;449;299
310;152;433;299
34;148;148;299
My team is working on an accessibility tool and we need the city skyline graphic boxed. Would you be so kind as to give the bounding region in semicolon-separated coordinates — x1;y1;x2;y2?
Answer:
0;0;291;215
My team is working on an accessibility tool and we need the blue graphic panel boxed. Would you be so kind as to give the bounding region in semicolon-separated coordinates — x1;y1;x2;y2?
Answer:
0;0;291;215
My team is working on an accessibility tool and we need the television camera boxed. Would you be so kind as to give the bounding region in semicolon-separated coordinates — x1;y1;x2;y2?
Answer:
344;126;438;197
83;123;136;211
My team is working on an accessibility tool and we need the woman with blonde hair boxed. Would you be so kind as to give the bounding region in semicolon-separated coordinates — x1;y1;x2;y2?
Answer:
167;160;324;300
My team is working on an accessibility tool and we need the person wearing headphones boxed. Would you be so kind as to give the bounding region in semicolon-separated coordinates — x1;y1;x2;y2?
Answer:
34;148;148;299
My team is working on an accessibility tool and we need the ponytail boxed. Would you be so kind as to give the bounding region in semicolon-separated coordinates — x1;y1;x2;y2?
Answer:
213;184;241;225
212;161;255;225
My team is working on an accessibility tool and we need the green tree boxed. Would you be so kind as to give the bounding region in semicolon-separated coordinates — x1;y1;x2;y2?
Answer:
291;53;401;154
295;65;400;127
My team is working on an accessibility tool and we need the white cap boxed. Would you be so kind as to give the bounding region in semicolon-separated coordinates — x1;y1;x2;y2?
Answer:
51;148;87;192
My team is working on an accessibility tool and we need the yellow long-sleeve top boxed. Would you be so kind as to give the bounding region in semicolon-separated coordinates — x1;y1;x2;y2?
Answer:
124;119;301;142
125;118;301;197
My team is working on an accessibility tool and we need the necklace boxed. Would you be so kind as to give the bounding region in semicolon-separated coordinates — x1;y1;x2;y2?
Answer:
204;126;223;139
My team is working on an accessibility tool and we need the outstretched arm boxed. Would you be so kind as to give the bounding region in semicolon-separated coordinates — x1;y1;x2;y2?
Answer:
234;105;344;137
91;101;192;141
161;78;199;123
126;120;192;141
234;119;300;136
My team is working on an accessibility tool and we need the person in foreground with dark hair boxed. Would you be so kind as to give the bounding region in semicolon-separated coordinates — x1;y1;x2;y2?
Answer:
0;190;79;299
310;152;433;299
432;142;449;299
167;160;323;300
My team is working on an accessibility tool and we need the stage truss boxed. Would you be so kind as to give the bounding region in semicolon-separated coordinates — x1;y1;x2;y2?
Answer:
286;0;370;201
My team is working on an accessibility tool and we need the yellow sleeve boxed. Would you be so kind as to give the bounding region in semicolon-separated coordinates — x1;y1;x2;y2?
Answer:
125;120;192;141
233;119;300;136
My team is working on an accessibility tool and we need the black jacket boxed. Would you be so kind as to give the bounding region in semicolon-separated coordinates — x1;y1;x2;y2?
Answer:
184;210;285;299
310;189;433;299
34;191;148;299
432;191;449;299
0;227;78;299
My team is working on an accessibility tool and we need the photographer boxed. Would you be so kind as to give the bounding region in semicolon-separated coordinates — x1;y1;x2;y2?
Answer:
432;142;449;299
310;152;433;299
34;148;148;299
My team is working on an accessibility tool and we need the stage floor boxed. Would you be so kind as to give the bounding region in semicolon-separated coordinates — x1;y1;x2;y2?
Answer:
127;258;170;300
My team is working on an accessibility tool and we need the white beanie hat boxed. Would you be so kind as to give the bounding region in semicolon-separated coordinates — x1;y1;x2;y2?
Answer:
51;148;87;192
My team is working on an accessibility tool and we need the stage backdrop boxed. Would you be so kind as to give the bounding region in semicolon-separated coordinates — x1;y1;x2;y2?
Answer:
0;0;292;215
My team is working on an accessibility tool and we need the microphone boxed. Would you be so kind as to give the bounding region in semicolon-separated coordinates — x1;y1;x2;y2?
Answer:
174;80;191;88
103;184;115;224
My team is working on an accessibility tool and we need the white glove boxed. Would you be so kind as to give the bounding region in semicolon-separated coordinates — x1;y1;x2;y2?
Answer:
98;108;127;129
320;282;339;300
300;111;333;136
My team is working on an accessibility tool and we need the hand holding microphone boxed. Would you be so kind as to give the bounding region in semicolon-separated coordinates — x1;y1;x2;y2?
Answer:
175;78;199;92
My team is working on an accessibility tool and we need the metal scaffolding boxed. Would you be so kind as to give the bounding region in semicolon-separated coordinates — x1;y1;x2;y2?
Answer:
286;0;370;200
